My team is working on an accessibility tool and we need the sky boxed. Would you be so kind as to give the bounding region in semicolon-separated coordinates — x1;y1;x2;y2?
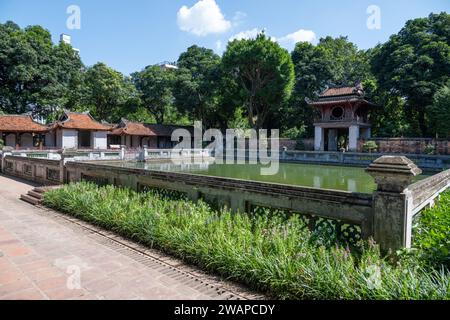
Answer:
0;0;448;75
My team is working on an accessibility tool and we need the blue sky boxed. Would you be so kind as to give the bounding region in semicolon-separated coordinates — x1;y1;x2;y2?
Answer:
0;0;448;75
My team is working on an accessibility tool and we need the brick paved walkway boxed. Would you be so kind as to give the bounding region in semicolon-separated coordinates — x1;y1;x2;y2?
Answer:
0;174;259;300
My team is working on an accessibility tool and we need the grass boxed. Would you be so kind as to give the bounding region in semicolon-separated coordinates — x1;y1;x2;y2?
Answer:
413;192;450;269
43;182;450;300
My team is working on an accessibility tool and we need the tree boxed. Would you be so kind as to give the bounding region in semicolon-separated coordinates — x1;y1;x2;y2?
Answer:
173;45;223;128
0;21;84;119
222;33;295;131
428;83;450;138
371;12;450;136
132;65;176;124
83;63;138;123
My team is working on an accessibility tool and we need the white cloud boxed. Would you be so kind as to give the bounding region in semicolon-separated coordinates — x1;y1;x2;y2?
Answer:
177;0;231;36
229;28;262;41
277;29;316;45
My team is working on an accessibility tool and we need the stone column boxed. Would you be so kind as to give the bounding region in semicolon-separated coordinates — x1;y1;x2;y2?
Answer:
366;156;422;253
348;125;360;152
314;126;324;151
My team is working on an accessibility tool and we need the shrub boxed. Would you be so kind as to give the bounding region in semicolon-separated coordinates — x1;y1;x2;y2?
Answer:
424;143;436;155
43;182;450;300
413;191;450;268
362;141;378;153
0;138;4;149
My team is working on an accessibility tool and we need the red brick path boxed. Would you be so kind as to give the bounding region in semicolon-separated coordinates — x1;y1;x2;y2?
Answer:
0;175;259;300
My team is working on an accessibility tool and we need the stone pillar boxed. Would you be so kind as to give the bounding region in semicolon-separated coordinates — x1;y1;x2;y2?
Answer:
314;126;324;151
366;156;422;253
328;129;338;151
348;125;360;152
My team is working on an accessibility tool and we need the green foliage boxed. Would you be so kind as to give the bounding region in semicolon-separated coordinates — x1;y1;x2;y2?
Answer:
83;63;139;123
222;33;295;130
362;141;378;153
371;12;450;136
0;138;4;149
43;182;450;300
424;144;436;155
132;65;176;124
173;45;226;128
0;21;84;118
414;192;450;269
283;126;306;140
428;83;450;138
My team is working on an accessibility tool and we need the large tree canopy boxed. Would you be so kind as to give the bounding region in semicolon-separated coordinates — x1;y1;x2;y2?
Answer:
132;65;176;124
83;63;138;123
173;45;223;128
0;21;84;119
222;33;295;131
371;12;450;136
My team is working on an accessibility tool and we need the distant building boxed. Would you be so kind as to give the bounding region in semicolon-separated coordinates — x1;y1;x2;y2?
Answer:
46;111;110;149
308;83;377;152
109;119;192;149
60;33;80;54
158;61;178;70
0;115;48;149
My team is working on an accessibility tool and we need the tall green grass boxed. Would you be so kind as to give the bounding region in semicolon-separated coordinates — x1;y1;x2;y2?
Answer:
43;182;450;300
413;192;450;269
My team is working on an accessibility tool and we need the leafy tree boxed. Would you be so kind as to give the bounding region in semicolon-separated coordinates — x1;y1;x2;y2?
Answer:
371;12;450;136
83;63;138;123
222;33;295;131
428;83;450;138
0;21;84;119
132;65;176;124
173;45;223;128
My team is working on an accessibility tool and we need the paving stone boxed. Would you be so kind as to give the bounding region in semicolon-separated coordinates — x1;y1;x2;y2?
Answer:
0;174;258;300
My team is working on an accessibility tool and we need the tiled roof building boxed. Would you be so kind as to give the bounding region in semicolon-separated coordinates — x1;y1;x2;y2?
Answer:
308;83;378;152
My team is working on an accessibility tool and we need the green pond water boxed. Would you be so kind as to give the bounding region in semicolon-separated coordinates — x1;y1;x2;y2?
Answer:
100;161;427;194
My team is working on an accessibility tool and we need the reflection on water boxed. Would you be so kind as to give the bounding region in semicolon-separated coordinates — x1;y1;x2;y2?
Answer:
101;161;427;194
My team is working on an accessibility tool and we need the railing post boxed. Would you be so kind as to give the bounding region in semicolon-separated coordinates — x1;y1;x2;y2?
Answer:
366;156;422;253
120;146;125;160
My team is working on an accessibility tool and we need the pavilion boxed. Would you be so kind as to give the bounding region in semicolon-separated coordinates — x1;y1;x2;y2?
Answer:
46;111;111;149
0;115;48;149
308;83;377;152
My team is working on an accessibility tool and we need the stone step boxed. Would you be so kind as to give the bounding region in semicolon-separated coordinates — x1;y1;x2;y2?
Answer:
32;187;46;194
20;194;41;206
28;190;43;200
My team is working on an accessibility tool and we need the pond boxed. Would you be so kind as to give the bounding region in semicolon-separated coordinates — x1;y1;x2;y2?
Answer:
100;160;427;194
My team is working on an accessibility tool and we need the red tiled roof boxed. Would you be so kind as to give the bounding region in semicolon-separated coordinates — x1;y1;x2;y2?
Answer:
0;115;48;133
53;112;111;131
110;122;156;136
110;120;193;137
321;86;358;97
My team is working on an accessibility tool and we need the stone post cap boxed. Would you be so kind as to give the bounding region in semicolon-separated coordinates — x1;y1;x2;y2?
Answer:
366;156;422;192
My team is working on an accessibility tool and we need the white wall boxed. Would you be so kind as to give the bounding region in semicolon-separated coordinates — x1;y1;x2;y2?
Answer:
92;131;107;149
61;129;78;149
